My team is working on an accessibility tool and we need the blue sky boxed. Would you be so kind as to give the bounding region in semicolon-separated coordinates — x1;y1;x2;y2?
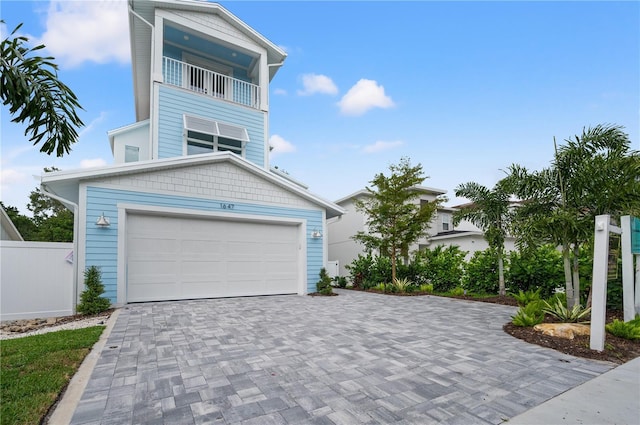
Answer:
1;1;638;215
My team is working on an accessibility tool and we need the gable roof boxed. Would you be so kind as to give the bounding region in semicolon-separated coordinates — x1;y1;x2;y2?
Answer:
334;185;447;205
0;206;24;241
129;0;287;121
40;152;345;219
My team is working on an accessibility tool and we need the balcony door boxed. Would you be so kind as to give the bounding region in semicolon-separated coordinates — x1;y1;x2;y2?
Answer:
183;53;232;99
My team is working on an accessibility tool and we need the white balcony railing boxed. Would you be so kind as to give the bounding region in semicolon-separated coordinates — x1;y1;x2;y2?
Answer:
163;56;260;109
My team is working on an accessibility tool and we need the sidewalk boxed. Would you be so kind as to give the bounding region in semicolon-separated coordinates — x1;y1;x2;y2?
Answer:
505;356;640;425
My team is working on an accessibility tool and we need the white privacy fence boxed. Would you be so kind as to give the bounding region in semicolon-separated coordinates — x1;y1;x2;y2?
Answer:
1;241;74;321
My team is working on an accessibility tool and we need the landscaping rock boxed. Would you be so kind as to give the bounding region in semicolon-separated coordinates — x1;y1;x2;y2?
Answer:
534;323;590;340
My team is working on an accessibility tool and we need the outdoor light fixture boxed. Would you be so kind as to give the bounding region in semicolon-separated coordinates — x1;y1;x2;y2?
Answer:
96;213;110;228
311;229;322;239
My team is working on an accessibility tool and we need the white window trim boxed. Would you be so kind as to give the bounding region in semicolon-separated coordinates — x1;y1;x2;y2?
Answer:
183;114;249;157
441;213;451;231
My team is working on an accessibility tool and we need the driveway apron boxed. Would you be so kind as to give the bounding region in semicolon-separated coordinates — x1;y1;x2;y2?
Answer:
69;290;613;425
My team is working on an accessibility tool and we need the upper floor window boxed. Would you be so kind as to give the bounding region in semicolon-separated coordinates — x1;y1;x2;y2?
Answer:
124;145;140;163
183;114;249;157
441;213;451;231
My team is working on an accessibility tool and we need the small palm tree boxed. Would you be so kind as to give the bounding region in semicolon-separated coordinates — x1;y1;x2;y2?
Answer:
454;182;511;296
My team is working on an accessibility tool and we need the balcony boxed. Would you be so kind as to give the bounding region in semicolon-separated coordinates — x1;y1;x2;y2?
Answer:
163;57;260;110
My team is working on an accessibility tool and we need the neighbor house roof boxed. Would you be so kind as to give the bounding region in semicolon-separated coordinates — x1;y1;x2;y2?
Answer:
0;206;24;241
40;152;345;219
334;185;447;205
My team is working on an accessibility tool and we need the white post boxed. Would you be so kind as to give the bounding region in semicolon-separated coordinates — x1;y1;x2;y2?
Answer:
621;216;636;321
590;215;609;351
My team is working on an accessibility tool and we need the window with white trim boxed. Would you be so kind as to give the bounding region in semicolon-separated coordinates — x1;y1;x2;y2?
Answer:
184;114;249;157
441;213;451;232
124;145;139;163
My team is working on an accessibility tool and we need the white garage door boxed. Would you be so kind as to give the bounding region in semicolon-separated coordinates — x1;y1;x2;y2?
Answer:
126;213;300;302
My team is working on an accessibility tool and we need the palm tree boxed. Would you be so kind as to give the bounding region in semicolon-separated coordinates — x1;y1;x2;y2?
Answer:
454;182;512;296
505;124;640;308
1;22;84;156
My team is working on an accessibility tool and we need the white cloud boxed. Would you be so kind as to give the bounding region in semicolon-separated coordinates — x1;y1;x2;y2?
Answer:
80;158;107;168
338;79;395;116
79;111;108;139
1;145;37;164
40;0;130;68
362;140;404;154
0;168;29;186
273;88;288;96
269;135;296;155
297;74;338;96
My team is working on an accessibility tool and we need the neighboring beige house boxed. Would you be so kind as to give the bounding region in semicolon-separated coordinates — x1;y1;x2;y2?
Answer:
327;190;516;277
327;186;447;277
0;207;23;241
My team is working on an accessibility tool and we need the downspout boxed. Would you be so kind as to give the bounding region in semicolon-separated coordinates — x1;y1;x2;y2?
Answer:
38;185;80;314
129;5;156;158
263;61;285;170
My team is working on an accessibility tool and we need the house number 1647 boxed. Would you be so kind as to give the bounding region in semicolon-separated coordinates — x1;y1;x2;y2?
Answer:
220;203;234;210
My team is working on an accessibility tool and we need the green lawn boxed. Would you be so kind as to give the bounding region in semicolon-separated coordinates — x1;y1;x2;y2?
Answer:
1;326;105;425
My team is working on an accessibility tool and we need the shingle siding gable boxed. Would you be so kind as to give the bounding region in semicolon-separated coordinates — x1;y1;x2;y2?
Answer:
88;161;317;210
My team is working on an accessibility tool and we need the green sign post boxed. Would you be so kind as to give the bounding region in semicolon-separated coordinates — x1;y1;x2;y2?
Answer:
632;216;640;254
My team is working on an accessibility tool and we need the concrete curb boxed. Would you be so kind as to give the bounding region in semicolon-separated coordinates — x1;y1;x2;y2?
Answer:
47;309;120;425
504;356;640;424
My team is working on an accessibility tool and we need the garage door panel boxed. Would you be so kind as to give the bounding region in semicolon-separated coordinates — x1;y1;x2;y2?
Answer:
227;241;261;256
128;282;179;302
181;259;225;274
128;237;179;255
127;214;300;302
181;239;224;253
264;243;297;259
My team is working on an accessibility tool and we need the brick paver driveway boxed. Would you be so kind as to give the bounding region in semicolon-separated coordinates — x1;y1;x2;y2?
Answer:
70;290;613;424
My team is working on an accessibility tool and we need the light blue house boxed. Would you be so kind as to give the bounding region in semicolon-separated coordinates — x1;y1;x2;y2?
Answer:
41;0;343;307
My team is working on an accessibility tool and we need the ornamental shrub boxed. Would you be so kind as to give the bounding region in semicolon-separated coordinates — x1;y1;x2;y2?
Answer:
419;283;434;293
511;300;545;327
507;245;564;299
463;249;500;295
542;298;591;323
392;277;413;294
77;266;111;315
333;276;348;288
345;253;375;289
605;317;640;340
419;245;466;293
512;288;542;307
316;268;333;295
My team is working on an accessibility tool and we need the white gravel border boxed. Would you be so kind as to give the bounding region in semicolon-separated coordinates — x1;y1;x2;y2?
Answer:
0;315;111;340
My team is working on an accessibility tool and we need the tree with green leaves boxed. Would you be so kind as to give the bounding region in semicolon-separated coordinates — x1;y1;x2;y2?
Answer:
77;266;111;315
353;157;441;285
27;167;74;242
2;168;74;242
453;181;512;295
505;124;640;308
1;22;84;156
0;202;37;240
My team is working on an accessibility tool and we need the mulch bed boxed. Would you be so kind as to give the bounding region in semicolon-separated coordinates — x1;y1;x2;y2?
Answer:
504;322;640;364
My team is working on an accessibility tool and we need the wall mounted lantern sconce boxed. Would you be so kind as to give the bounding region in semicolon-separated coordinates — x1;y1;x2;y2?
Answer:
311;229;322;239
96;213;110;228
